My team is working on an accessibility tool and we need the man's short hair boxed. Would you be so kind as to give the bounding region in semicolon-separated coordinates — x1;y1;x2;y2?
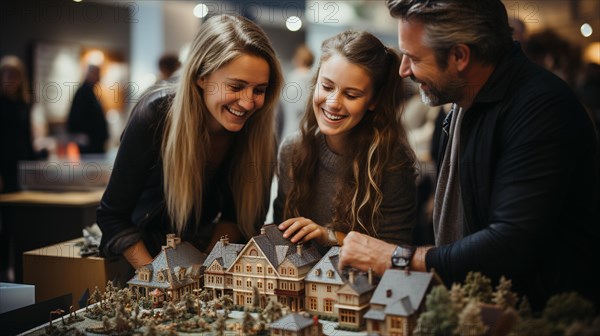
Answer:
386;0;513;67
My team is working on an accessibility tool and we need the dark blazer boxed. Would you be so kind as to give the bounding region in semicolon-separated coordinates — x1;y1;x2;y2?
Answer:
67;82;109;154
97;88;236;258
426;43;599;310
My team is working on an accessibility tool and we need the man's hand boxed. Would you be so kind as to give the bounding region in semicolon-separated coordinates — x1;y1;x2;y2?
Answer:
338;231;396;276
278;217;329;245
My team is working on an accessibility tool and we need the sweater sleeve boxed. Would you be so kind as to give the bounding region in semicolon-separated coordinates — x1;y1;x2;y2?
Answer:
97;92;168;257
376;151;417;245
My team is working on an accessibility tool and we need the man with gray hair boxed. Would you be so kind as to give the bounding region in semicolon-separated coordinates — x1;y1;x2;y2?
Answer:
339;0;599;311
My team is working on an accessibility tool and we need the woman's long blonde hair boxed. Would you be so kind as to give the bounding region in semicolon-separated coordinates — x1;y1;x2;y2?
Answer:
162;14;282;239
284;31;415;236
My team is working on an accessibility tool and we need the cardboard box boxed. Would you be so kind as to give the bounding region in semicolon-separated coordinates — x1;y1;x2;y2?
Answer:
23;238;131;309
0;282;35;313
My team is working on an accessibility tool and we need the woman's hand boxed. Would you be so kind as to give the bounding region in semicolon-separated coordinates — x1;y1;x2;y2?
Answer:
123;240;153;269
278;217;330;245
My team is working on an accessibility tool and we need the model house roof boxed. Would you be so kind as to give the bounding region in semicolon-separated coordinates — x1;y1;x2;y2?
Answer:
203;237;244;269
127;236;206;289
341;271;376;296
271;313;316;331
305;246;345;285
239;224;322;271
364;270;435;318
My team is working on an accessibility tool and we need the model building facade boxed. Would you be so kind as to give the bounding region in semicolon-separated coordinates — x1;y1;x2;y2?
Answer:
202;236;244;300
127;234;206;304
364;269;438;336
227;224;322;311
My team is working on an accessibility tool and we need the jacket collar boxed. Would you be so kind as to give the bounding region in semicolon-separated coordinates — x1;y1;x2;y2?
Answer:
470;42;526;105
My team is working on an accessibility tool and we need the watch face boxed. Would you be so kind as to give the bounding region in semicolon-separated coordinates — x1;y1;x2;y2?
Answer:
392;256;409;268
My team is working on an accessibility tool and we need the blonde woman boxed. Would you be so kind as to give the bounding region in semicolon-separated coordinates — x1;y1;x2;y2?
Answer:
274;31;416;248
97;14;283;269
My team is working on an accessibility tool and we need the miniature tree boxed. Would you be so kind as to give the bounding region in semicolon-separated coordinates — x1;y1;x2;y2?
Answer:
242;308;256;335
102;315;112;332
213;314;227;336
493;276;518;310
220;294;234;318
252;286;261;310
164;301;180;322
89;286;103;310
182;292;196;314
463;272;493;304
543;292;595;331
414;285;458;336
456;299;488;336
450;283;467;312
262;298;283;323
517;296;532;319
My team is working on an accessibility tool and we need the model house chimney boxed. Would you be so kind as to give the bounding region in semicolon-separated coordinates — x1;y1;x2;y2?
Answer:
220;235;229;246
296;243;303;256
165;234;181;249
349;270;355;284
260;226;266;235
368;267;373;285
386;289;393;298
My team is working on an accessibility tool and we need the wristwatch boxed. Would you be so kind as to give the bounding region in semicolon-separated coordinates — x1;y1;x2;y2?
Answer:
391;244;416;269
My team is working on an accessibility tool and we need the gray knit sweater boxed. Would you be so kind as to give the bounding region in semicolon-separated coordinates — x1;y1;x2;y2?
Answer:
273;133;416;245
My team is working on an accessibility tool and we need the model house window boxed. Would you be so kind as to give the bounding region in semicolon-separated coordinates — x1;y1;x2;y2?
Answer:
314;268;321;276
157;273;164;282
280;267;287;275
246;265;252;273
308;297;317;310
249;248;258;256
340;309;356;324
246;296;252;304
391;316;403;329
288;267;294;275
326;285;332;292
258;281;263;289
246;279;252;288
268;267;274;274
257;265;263;273
311;284;317;291
236;279;242;287
235;265;241;272
326;270;334;278
226;278;232;285
324;299;334;312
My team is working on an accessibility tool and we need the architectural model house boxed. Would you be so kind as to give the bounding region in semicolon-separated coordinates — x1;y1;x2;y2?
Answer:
202;236;245;300
270;313;324;336
335;269;376;330
364;269;440;336
304;247;345;319
227;224;322;311
126;234;206;305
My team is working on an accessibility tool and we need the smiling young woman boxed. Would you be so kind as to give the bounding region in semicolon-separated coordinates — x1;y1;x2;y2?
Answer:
96;14;283;270
273;30;417;250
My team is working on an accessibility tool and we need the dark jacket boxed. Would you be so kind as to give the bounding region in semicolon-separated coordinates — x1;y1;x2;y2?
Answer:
426;43;599;310
67;82;109;154
97;88;236;258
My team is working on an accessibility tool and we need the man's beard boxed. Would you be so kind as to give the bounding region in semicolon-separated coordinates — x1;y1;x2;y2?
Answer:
413;74;465;107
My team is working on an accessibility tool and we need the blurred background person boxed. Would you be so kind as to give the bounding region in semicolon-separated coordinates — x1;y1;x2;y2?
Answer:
158;53;181;82
0;55;35;193
67;65;109;154
278;44;314;144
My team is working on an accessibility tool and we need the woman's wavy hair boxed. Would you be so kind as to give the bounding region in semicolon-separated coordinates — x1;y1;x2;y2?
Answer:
162;14;283;239
283;30;415;236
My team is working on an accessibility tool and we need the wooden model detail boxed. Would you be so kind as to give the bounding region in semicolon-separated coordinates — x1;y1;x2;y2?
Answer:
335;268;376;329
270;313;324;336
202;236;245;300
304;246;345;318
227;224;322;311
364;269;438;336
127;234;207;303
